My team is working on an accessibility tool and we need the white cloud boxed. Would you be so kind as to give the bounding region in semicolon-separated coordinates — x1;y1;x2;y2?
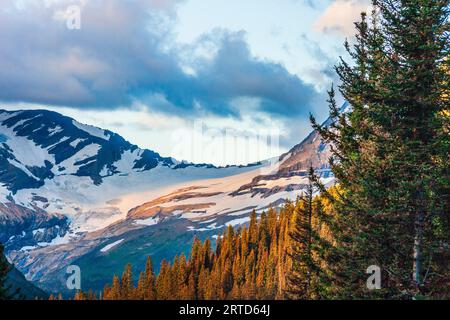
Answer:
314;0;371;36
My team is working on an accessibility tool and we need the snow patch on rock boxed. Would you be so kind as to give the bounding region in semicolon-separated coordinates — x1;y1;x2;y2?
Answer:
100;239;124;253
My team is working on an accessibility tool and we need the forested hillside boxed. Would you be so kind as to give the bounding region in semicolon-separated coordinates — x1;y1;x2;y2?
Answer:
72;183;340;300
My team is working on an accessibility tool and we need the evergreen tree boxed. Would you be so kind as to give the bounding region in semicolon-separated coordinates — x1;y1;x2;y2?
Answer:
136;271;146;300
287;168;329;299
311;0;449;298
143;256;156;300
110;275;121;299
121;263;134;299
87;289;97;300
74;290;86;300
156;259;171;300
0;243;16;300
287;173;314;299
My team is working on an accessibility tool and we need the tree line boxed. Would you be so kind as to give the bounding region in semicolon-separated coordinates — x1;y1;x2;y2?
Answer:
68;182;342;300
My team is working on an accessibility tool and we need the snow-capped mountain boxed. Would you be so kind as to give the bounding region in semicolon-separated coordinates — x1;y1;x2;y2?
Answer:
0;109;164;248
0;109;175;192
0;109;258;247
0;107;336;294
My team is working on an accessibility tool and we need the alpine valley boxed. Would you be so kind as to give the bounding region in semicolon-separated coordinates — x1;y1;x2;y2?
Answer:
0;105;342;294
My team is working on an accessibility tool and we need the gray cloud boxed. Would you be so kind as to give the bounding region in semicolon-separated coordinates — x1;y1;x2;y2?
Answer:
0;0;321;120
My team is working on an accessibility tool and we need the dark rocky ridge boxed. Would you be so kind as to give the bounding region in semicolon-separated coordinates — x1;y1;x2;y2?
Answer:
0;202;69;250
0;109;175;193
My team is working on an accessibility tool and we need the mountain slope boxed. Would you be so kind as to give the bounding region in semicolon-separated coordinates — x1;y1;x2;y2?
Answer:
6;265;48;300
0;109;256;251
0;106;338;294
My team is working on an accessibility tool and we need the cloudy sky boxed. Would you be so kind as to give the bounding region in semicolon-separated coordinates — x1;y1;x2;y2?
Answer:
0;0;370;165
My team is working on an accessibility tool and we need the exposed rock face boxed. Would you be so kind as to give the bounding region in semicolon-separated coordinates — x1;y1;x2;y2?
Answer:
127;187;222;220
278;130;332;173
229;124;333;198
0;202;69;250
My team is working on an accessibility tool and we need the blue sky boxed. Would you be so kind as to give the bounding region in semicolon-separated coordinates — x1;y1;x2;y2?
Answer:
0;0;370;165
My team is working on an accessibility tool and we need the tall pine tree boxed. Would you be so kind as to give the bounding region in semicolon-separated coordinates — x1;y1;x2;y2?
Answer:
311;0;449;299
287;169;315;299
